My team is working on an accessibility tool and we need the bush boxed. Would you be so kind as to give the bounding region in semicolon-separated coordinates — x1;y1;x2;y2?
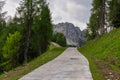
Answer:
52;33;66;47
1;31;21;71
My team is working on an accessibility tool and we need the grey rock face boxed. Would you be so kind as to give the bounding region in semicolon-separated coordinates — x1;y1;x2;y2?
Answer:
53;22;86;47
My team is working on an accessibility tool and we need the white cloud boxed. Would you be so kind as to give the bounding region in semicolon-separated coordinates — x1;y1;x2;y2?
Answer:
47;0;92;30
3;0;92;30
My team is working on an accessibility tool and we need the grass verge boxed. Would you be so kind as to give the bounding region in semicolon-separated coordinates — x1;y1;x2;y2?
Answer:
78;49;104;80
78;28;120;80
0;44;66;80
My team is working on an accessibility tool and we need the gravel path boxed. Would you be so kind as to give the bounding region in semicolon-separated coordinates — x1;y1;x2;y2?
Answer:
19;48;93;80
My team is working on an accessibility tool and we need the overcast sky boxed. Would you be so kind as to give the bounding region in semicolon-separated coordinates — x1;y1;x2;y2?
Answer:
3;0;92;30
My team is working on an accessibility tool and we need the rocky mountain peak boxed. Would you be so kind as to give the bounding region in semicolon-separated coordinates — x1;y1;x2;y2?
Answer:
53;22;86;47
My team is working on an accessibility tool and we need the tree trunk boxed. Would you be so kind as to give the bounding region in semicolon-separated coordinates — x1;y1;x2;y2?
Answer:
100;0;106;36
24;23;31;63
24;0;33;63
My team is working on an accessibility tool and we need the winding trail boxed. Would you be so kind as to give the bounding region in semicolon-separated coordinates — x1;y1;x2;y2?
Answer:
19;48;93;80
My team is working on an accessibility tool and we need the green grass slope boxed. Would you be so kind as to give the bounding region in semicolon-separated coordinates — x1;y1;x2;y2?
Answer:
0;44;66;80
78;28;120;80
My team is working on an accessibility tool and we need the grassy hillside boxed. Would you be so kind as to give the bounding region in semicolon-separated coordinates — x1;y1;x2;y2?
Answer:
78;28;120;80
0;44;66;80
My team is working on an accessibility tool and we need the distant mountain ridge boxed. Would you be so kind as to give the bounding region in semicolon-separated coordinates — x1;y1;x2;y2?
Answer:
53;22;86;47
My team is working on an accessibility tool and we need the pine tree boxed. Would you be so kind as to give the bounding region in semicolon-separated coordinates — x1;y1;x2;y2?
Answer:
31;0;53;55
53;33;66;47
108;0;120;28
86;0;106;40
99;0;106;36
0;0;6;63
16;0;53;62
86;13;99;40
16;0;35;62
0;1;6;31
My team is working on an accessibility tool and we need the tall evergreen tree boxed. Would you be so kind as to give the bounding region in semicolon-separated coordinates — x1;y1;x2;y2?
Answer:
16;0;53;62
0;1;6;31
23;0;33;62
108;0;120;28
0;0;6;62
99;0;106;36
16;0;36;62
0;0;53;72
86;13;99;40
30;0;53;55
86;0;106;40
38;1;53;53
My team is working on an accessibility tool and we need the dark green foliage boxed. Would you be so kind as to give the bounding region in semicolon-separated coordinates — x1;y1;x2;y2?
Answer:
79;39;86;47
87;0;120;40
0;31;21;71
0;46;66;80
7;16;22;33
0;0;53;74
108;0;120;28
0;1;6;32
86;13;99;40
52;33;66;47
17;0;34;63
0;1;8;72
31;2;53;55
0;0;7;47
86;0;100;40
16;0;53;62
86;0;106;40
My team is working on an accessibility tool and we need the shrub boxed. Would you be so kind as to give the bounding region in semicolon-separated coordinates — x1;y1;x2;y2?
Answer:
1;31;21;71
52;33;66;47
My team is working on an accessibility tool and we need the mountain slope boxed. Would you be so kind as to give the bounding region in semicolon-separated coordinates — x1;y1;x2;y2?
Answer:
78;28;120;80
